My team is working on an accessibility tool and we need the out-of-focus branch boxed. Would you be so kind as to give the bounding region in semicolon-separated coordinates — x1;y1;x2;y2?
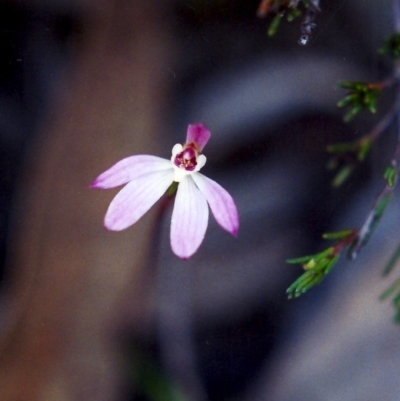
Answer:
0;1;172;400
393;0;400;32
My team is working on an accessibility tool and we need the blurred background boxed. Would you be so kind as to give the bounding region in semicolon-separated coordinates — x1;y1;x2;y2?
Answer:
0;0;399;400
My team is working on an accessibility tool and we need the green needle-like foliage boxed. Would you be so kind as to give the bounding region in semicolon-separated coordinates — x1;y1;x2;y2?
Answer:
287;252;339;298
381;243;400;323
383;243;400;277
287;29;400;323
327;137;372;187
257;0;303;37
381;275;400;324
378;33;400;59
322;229;354;240
267;8;301;36
337;81;382;122
287;230;356;298
381;276;400;323
384;165;398;187
267;14;283;36
330;165;355;188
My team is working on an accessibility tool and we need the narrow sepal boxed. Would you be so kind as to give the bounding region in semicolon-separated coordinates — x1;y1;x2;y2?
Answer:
192;173;239;236
186;124;211;152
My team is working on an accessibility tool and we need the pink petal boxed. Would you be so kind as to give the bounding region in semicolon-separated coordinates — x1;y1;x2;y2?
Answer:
170;176;209;259
192;173;239;236
186;123;211;151
105;169;174;230
91;155;171;189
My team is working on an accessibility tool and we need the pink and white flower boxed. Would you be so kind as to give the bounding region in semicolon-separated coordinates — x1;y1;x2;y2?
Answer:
91;123;239;259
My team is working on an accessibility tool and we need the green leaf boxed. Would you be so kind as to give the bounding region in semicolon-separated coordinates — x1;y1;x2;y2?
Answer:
380;277;400;301
326;142;354;153
382;243;400;277
367;99;377;114
384;165;398;187
268;14;282;36
286;255;314;264
286;7;301;21
378;33;400;59
322;229;354;240
357;139;372;161
338;81;365;90
393;309;400;324
286;247;334;265
375;191;392;216
332;165;354;188
337;93;359;108
343;104;362;122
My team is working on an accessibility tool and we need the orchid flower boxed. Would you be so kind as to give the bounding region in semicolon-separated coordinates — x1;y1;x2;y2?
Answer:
91;123;239;259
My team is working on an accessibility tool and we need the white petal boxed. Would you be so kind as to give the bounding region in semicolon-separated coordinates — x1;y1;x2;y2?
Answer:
91;155;172;189
194;154;207;172
171;144;183;158
192;173;239;236
170;176;209;259
105;169;174;230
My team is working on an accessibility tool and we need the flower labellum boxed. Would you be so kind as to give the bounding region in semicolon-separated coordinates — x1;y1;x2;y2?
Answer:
91;123;239;259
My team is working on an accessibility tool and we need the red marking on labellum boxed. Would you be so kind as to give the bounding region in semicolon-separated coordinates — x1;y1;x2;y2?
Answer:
173;145;198;171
